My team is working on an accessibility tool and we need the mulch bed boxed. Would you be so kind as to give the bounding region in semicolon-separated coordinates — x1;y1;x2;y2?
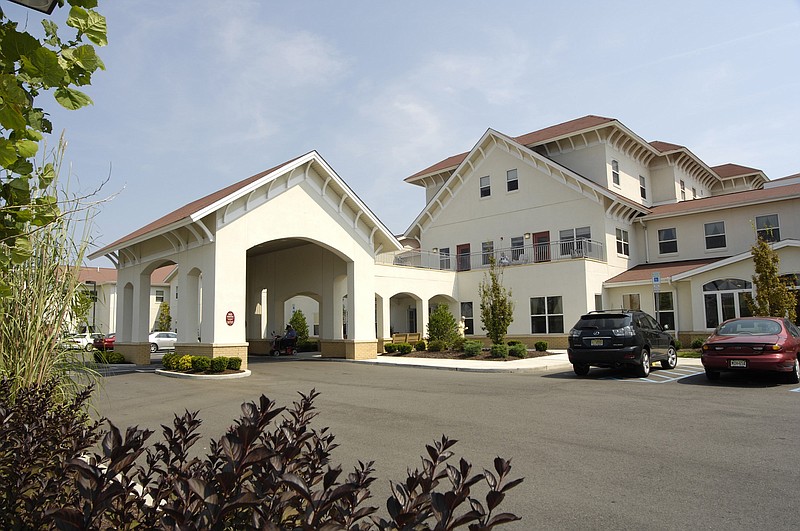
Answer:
382;350;552;362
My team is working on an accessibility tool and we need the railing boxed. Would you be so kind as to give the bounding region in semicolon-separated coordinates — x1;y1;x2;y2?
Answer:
376;239;605;271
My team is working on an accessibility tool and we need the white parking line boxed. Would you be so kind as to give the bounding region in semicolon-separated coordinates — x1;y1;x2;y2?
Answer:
791;387;800;393
601;367;705;384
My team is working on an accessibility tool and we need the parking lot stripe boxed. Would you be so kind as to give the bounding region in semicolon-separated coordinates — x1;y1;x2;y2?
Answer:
601;367;705;383
791;387;800;393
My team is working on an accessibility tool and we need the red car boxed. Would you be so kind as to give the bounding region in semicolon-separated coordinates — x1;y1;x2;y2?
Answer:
93;333;116;351
701;317;800;383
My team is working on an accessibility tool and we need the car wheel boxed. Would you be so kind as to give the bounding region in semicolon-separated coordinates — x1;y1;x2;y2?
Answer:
149;343;158;354
636;349;651;377
786;358;800;384
573;363;590;376
705;369;720;381
272;349;279;357
85;343;94;352
661;345;677;369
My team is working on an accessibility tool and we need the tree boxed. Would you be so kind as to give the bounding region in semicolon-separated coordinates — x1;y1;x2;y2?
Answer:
289;309;309;341
427;303;459;346
0;1;107;297
746;236;797;321
155;302;172;331
479;256;514;345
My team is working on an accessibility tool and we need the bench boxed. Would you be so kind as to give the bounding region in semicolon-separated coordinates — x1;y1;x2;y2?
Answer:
389;333;421;344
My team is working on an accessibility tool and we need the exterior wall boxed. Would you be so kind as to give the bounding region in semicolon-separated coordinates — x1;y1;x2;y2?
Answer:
547;143;608;186
643;199;799;263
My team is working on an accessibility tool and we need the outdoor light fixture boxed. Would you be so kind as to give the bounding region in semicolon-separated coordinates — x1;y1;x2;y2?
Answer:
7;0;58;14
432;247;438;253
524;233;531;239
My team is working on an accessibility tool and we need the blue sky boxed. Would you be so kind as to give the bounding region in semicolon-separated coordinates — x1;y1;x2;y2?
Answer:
7;1;800;265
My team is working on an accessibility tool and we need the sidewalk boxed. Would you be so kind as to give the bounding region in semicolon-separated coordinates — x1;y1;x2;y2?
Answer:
323;350;704;374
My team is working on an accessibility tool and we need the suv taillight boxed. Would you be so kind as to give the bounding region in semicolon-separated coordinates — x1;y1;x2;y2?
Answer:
569;328;581;339
612;325;634;337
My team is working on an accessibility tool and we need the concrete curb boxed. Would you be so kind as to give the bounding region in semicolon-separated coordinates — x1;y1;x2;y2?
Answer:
155;369;251;380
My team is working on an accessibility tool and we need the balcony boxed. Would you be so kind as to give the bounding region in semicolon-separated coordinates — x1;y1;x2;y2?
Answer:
376;239;605;271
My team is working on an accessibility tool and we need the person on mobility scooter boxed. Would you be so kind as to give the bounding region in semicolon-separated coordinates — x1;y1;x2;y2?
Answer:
271;324;298;356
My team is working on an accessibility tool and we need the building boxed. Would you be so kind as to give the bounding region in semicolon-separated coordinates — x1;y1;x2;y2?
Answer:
89;115;800;366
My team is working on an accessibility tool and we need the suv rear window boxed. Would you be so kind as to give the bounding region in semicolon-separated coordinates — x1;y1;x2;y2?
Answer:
574;315;630;329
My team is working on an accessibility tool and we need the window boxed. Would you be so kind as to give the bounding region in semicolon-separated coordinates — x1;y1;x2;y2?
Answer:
479;175;491;198
704;221;726;250
560;226;591;256
680;180;686;201
530;296;564;333
703;279;753;328
623;293;640;310
439;247;451;270
658;228;678;254
481;241;494;265
510;236;524;261
654;292;675;330
692;187;697;199
639;176;647;199
594;294;603;311
175;286;178;300
756;214;780;242
615;228;630;256
460;302;474;335
156;290;164;303
506;169;518;192
611;160;619;186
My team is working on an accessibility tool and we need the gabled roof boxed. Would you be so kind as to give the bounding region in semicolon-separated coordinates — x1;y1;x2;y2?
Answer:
649;140;685;153
403;128;649;240
78;265;174;285
711;163;762;179
644;182;800;219
90;151;402;263
405;115;616;184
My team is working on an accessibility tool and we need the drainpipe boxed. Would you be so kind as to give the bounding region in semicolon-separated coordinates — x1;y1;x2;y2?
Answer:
638;219;650;263
670;278;679;340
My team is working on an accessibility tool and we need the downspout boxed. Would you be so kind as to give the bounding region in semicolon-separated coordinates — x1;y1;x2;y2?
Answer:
670;278;679;341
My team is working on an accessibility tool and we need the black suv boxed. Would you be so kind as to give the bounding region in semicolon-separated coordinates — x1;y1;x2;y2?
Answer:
567;309;677;377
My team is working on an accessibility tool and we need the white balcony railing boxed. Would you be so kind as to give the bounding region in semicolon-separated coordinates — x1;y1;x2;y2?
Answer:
376;239;605;271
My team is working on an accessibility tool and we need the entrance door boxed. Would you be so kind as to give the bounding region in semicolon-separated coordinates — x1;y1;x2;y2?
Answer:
457;244;471;271
532;231;550;262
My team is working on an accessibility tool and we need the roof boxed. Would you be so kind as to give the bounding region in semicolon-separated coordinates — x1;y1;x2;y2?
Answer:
649;140;685;152
711;163;763;178
92;156;303;258
405;115;616;183
604;258;725;285
78;265;175;285
645;181;800;218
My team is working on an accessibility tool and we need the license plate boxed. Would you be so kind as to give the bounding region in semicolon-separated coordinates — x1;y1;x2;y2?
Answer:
590;339;604;346
729;359;747;368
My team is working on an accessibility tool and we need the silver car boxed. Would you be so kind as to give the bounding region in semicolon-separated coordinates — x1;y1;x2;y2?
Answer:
148;331;177;353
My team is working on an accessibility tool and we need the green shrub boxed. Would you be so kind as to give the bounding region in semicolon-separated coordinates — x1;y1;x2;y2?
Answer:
95;351;125;364
177;355;193;372
451;336;466;351
210;357;228;372
0;382;522;529
297;339;319;352
415;340;427;351
161;352;176;370
397;342;413;355
227;357;242;370
509;343;527;358
426;304;459;345
191;356;211;372
673;339;683;350
427;339;446;352
384;343;398;354
691;338;704;349
534;341;548;352
463;340;482;357
507;340;522;346
490;344;509;359
289;310;310;342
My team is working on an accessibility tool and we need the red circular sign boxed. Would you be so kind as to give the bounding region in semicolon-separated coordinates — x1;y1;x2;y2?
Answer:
225;311;235;326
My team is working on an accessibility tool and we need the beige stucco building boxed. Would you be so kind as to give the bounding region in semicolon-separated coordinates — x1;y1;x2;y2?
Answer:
89;115;800;366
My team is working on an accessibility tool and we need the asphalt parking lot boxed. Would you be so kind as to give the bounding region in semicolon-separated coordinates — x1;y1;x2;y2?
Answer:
94;356;799;530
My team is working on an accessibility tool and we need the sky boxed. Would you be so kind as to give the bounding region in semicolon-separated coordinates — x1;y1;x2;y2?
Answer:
6;1;800;266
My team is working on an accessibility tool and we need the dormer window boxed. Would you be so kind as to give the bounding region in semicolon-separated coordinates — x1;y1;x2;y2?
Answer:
611;160;620;186
639;176;647;200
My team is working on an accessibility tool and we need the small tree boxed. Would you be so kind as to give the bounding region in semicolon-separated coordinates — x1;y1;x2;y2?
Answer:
746;236;797;321
479;256;514;345
427;304;459;346
155;302;172;331
289;309;309;341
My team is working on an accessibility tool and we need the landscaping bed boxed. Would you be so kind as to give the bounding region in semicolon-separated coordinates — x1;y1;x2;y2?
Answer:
382;349;553;362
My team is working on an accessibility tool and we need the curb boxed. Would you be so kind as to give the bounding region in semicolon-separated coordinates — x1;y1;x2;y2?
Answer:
154;369;251;380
